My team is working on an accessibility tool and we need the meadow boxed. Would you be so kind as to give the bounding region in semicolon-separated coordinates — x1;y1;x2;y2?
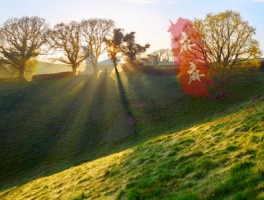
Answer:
0;70;263;199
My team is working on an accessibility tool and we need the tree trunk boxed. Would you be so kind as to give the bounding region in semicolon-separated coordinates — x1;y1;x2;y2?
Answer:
113;60;118;74
213;70;226;99
72;66;77;75
18;66;26;81
92;62;98;74
114;65;118;74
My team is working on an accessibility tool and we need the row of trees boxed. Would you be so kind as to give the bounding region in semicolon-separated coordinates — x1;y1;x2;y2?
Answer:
144;49;173;66
0;11;261;86
0;17;149;80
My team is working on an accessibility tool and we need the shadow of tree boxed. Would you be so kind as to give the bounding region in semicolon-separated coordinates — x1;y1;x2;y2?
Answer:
0;71;263;195
115;70;138;137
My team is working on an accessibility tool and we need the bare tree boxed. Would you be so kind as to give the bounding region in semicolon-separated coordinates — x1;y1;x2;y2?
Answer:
104;29;124;73
152;49;170;63
81;18;114;74
0;16;48;80
148;48;173;65
164;49;173;62
193;10;260;88
47;21;88;74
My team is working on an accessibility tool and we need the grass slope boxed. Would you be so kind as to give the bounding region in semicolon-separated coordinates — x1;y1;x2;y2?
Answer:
0;71;263;199
1;90;263;200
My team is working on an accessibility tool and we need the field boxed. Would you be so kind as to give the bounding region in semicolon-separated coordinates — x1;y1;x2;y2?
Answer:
35;62;77;75
0;70;263;199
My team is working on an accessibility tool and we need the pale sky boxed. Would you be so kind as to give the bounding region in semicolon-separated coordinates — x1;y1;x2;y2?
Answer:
0;0;264;56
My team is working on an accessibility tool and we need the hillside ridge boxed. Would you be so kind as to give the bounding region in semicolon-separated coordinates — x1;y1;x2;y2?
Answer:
1;94;263;200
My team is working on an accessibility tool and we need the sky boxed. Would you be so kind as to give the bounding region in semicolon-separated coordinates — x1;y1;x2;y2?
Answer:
0;0;264;56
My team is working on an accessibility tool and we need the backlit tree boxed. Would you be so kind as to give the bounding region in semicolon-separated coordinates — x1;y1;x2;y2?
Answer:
0;16;48;80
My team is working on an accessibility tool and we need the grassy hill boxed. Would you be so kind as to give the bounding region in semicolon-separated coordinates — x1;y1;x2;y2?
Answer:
0;71;263;199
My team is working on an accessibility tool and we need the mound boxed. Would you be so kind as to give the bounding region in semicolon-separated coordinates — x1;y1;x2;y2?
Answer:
1;95;263;199
0;71;263;199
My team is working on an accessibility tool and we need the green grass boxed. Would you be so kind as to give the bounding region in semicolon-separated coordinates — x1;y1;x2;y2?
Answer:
0;71;263;199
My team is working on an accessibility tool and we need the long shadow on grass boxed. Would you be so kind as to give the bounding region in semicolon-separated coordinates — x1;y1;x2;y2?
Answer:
0;72;137;192
0;76;92;182
124;72;264;140
0;76;99;189
0;72;263;196
0;77;86;154
124;72;188;138
115;70;138;136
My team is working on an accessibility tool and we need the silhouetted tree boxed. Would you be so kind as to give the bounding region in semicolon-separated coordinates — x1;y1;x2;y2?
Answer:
47;21;88;74
104;29;124;73
81;19;114;74
193;10;260;89
0;16;48;81
121;32;150;61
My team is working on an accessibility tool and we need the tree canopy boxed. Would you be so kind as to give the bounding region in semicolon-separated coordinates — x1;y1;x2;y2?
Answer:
47;21;88;74
193;10;261;87
81;18;114;74
121;32;150;61
0;16;48;80
104;28;124;73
